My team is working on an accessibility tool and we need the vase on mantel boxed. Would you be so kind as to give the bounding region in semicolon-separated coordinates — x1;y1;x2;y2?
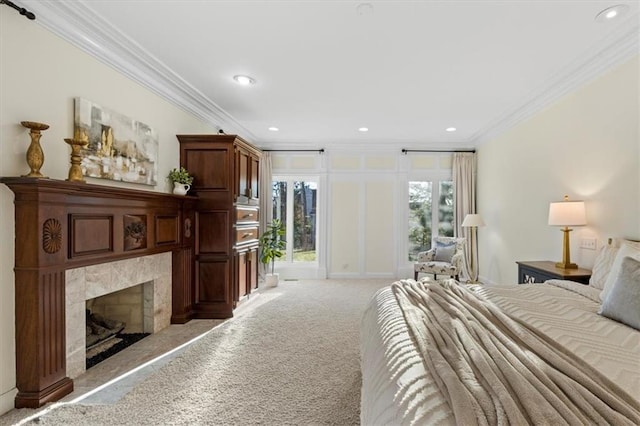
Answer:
173;182;190;195
20;121;49;178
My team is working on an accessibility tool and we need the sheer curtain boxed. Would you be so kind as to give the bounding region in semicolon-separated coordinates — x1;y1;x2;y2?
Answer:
453;152;477;281
259;152;272;276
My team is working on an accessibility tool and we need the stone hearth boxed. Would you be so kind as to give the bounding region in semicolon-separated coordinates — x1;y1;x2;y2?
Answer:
65;253;172;378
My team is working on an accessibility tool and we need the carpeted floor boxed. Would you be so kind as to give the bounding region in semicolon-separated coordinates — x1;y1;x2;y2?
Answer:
8;279;391;425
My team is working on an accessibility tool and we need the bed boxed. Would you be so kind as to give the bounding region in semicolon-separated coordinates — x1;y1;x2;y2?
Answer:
360;240;640;425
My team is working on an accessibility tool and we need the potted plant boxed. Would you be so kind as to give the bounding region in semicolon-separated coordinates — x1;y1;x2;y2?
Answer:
168;167;193;195
259;219;286;287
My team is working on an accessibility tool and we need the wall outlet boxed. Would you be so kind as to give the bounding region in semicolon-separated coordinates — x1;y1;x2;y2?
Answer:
580;237;597;250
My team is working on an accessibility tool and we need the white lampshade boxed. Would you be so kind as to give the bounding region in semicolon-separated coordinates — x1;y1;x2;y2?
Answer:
548;199;586;226
461;214;485;227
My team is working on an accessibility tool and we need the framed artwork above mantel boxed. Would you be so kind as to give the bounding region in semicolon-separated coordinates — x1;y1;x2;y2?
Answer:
74;97;158;186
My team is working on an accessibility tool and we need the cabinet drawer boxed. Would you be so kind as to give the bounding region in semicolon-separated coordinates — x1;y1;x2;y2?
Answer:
236;226;258;244
236;207;259;223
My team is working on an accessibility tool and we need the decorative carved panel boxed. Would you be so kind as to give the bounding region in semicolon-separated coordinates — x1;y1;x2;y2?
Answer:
184;218;192;239
124;214;147;251
42;218;62;254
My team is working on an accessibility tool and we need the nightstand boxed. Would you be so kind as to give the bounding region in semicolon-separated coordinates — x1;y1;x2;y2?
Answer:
516;261;591;285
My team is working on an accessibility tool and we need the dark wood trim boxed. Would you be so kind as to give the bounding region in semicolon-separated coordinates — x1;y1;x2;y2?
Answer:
1;177;196;408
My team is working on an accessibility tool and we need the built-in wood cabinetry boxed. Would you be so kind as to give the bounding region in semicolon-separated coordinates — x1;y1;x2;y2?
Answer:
177;134;261;318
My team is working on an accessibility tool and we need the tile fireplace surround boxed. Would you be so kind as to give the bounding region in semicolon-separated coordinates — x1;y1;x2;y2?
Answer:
0;177;196;409
66;252;172;379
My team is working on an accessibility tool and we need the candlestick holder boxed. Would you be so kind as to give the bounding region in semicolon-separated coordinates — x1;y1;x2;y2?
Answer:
64;138;88;182
20;121;50;178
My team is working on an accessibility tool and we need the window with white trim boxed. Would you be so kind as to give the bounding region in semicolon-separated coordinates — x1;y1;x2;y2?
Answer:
408;180;454;261
272;178;318;263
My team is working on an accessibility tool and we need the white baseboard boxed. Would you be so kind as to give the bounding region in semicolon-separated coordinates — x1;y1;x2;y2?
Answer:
0;387;17;417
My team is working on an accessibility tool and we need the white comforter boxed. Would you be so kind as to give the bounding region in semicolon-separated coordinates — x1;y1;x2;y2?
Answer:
360;280;640;425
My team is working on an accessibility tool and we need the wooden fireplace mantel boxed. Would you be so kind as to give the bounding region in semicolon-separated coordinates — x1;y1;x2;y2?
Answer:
0;177;196;408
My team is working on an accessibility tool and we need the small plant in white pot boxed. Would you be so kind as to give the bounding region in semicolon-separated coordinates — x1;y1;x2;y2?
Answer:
168;167;193;195
259;219;286;287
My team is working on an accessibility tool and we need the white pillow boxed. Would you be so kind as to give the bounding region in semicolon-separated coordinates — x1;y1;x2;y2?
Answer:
589;245;619;290
600;241;640;301
598;256;640;330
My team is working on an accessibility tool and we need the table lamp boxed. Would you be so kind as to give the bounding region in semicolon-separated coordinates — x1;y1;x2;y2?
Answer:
548;195;586;269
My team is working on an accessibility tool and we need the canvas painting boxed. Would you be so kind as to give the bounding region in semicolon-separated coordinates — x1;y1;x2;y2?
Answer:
74;98;158;186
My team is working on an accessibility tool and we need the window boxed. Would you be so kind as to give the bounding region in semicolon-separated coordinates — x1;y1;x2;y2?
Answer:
408;180;454;261
272;178;318;263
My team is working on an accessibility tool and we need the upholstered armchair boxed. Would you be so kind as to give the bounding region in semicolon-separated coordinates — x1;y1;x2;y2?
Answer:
414;236;466;280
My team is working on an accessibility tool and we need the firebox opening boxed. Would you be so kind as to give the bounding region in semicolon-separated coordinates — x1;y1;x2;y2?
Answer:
85;282;152;368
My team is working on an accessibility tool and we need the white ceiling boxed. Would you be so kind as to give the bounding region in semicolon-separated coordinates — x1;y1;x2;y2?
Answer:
23;1;640;150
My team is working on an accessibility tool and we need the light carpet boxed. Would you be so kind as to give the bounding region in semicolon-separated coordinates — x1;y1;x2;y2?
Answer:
13;279;391;425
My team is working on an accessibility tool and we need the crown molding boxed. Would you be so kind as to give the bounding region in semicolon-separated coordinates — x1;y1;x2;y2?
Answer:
21;1;638;149
22;0;256;141
472;15;640;146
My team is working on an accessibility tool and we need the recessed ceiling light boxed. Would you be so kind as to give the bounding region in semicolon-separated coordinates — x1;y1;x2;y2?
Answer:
595;5;629;23
446;127;457;132
356;3;374;16
233;75;255;85
358;127;369;132
268;127;279;132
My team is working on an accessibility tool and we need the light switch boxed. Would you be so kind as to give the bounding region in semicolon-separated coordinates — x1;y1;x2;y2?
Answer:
580;238;597;250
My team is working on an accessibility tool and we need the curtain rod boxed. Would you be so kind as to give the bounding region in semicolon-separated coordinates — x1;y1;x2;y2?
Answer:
1;0;36;20
401;149;475;154
263;149;325;154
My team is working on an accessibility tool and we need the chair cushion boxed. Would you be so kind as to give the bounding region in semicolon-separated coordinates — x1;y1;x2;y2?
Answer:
435;245;456;262
434;239;458;262
414;261;458;275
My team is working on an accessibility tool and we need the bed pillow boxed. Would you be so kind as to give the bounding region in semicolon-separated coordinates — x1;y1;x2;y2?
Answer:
589;244;619;290
598;256;640;330
600;241;640;301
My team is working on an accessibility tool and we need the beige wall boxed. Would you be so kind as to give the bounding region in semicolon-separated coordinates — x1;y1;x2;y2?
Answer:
477;56;640;284
0;10;215;414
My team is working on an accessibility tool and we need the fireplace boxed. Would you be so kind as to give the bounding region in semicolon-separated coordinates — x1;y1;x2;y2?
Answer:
0;177;196;408
66;253;171;378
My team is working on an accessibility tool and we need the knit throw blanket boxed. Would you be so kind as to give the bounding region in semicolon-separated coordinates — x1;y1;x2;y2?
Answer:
391;279;640;426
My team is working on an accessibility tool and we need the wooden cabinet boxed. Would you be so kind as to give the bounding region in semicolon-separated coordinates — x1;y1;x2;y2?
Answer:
177;134;261;318
516;261;591;285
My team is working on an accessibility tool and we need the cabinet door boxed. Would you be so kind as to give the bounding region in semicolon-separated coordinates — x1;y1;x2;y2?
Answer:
236;148;250;200
185;147;230;190
248;248;258;290
250;155;260;200
236;251;248;299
